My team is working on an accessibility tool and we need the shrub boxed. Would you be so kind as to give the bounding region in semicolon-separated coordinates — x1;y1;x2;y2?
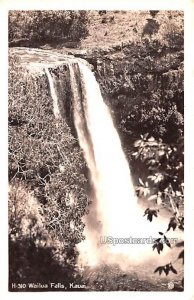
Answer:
9;10;89;46
8;54;89;285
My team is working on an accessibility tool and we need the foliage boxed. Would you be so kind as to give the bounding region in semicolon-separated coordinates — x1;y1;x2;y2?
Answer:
154;263;177;276
132;133;184;289
153;11;184;48
9;10;89;46
98;62;183;142
143;208;159;222
94;11;183;143
81;11;183;49
8;181;88;290
8;54;89;286
133;134;184;208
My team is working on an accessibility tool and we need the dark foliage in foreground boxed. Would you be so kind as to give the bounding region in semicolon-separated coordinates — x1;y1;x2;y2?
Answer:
132;134;184;289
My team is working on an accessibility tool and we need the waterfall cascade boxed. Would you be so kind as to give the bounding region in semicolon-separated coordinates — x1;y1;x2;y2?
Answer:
46;61;182;270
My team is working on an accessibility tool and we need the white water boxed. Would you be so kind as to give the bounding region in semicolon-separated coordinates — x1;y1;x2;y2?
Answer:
69;62;181;269
47;61;182;270
45;68;61;120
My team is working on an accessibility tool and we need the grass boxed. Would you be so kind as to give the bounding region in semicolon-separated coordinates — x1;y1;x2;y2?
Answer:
81;263;183;291
79;10;183;50
79;11;148;48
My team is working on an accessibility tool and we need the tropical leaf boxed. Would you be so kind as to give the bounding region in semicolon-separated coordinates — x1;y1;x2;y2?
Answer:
170;265;177;274
157;242;164;254
144;208;158;222
164;235;171;248
163;264;170;275
167;217;177;231
154;266;163;275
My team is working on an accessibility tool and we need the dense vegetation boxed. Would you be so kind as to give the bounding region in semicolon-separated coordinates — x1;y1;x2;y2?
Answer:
8;10;184;291
9;10;89;47
92;11;184;144
8;55;89;289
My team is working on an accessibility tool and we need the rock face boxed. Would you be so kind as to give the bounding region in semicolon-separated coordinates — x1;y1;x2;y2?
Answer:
9;47;92;128
9;47;90;72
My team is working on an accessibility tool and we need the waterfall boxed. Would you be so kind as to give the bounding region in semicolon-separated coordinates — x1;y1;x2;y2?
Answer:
45;68;61;120
46;61;181;270
71;62;139;232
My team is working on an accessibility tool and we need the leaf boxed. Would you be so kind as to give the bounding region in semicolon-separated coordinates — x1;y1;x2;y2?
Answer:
155;238;161;243
178;225;184;231
178;216;184;224
152;243;158;251
147;213;153;222
138;178;144;186
154;263;176;276
167;217;177;231
143;208;150;216
134;139;142;147
170;265;177;274
154;266;163;275
163;264;170;275
152;209;158;218
164;235;171;248
148;173;164;183
143;133;149;139
178;217;184;231
136;186;144;197
155;173;164;183
157;242;164;254
144;209;158;222
143;187;150;197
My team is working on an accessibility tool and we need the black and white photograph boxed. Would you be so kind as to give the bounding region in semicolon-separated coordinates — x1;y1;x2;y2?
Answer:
6;6;186;295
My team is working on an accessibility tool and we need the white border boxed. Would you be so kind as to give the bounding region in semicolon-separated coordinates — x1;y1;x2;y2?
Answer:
1;0;193;300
